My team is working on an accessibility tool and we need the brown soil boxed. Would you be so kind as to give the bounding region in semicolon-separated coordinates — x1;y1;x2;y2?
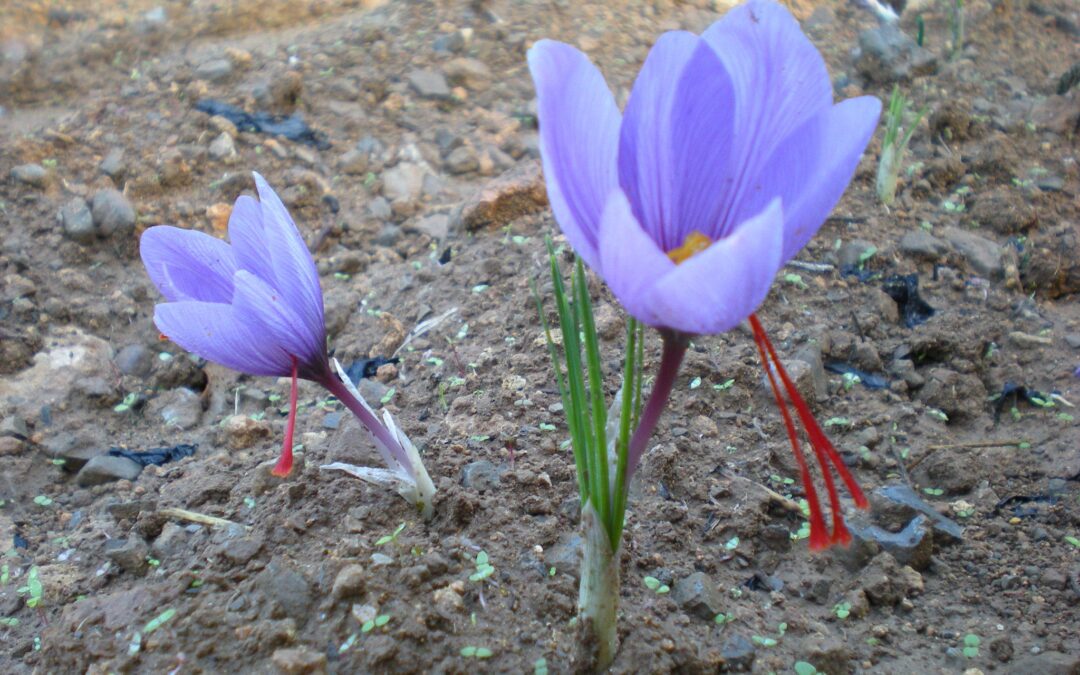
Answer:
1;0;1079;673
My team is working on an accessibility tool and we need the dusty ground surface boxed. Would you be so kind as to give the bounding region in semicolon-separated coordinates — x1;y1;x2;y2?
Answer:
1;0;1079;672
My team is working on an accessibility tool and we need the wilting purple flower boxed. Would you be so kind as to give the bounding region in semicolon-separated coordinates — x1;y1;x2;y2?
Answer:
529;0;879;548
140;172;433;508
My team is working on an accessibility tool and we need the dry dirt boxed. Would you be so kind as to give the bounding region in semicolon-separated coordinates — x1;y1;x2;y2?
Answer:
1;0;1079;673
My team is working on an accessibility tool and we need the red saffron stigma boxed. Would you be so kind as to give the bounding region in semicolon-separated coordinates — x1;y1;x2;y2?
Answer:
271;356;300;477
748;314;868;550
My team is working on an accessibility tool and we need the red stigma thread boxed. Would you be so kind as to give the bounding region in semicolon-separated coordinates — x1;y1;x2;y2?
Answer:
271;356;299;477
748;314;868;550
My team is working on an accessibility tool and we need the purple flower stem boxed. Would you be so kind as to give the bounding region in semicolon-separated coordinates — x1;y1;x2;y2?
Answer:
625;331;689;479
318;373;412;474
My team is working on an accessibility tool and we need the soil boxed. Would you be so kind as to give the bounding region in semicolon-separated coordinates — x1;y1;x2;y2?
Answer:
1;0;1079;673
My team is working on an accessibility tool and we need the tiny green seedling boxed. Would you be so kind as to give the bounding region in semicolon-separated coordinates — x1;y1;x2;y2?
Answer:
376;522;407;546
922;487;944;497
361;614;391;633
752;635;777;647
1064;535;1080;548
460;646;493;659
713;378;735;391
534;657;549;675
17;567;43;608
926;408;949;423
539;422;556;431
113;392;139;413
690;376;702;390
380;387;396;404
144;608;176;634
714;612;735;625
794;662;820;675
833;602;852;619
469;551;495;582
962;633;980;658
783;273;809;290
643;576;670;594
842;372;861;391
339;633;359;653
33;495;53;507
724;536;740;551
0;617;19;628
824;417;851;428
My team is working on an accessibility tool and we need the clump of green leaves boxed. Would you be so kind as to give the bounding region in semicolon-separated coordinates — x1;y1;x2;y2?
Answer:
113;392;139;413
962;633;980;658
361;614;391;633
876;86;927;205
833;601;852;619
17;567;43;608
469;551;495;582
376;522;406;546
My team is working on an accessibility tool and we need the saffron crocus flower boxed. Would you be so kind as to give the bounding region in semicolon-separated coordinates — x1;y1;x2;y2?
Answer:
529;0;879;549
140;172;435;516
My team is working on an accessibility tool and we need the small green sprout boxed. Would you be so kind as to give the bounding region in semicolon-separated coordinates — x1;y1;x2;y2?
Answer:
539;422;556;431
752;635;777;647
1063;536;1080;549
376;522;407;546
113;392;139;413
469;551;495;582
460;646;493;659
339;633;359;653
714;612;735;625
334;272;351;280
128;631;142;656
824;417;851;428
876;86;927;205
926;408;949;423
548;566;556;577
962;633;980;658
49;458;66;466
534;657;549;675
858;246;878;268
689;376;702;389
784;273;809;290
144;608;176;634
244;496;256;509
472;284;490;294
724;536;740;551
361;614;391;633
713;378;735;391
146;557;161;568
922;487;944;496
380;387;396;404
842;372;861;391
833;602;852;620
794;661;820;675
17;566;43;608
456;323;469;340
643;576;670;594
33;495;53;507
0;617;19;628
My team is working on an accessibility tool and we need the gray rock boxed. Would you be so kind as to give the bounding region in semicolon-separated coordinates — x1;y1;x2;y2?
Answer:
1065;333;1080;349
77;455;143;487
256;561;313;618
433;31;465;53
100;148;126;179
0;416;28;438
413;213;450;240
368;196;392;221
721;633;756;671
408;69;451;100
338;148;369;175
899;229;949;260
114;343;153;377
60;197;95;243
373;224;400;247
837;239;877;270
220;535;264;565
382;162;425;205
943;226;1003;278
103;536;150;575
672;571;723;620
1007;651;1080;675
11;164;47;188
357;378;389;405
195;58;233;82
542;533;583;579
208;132;236;161
461;460;500;492
856;23;937;84
91;189;136;237
151;522;189;559
147;387;203;430
443;57;492;92
355;135;385;156
331;564;366;601
444;145;479;174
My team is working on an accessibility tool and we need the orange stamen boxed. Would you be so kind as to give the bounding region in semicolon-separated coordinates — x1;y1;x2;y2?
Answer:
667;231;712;265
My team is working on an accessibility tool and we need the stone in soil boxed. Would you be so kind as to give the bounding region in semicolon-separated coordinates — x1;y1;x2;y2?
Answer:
146;387;203;430
443;57;492;91
720;633;756;670
408;68;451;100
11;163;47;188
943;226;1005;279
671;571;723;620
90;188;136;237
460;459;501;492
256;560;313;619
900;229;950;261
114;343;153;376
103;536;150;575
271;647;327;675
847;514;934;571
195;57;233;82
856;22;937;84
542;533;583;579
456;160;547;232
99;148;126;178
871;484;965;542
77;455;143;486
220;414;271;450
59;197;95;243
331;564;366;601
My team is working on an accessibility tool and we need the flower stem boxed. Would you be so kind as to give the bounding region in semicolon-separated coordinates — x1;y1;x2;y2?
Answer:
625;331;688;481
320;373;412;475
578;501;620;671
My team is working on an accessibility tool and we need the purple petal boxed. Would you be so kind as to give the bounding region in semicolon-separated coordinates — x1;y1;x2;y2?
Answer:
227;195;276;286
596;190;676;326
697;0;834;236
644;199;784;335
528;40;621;269
140;226;236;303
154;301;291;377
702;0;832;159
617;31;702;251
251;173;326;333
735;96;881;261
597;190;674;326
232;270;326;371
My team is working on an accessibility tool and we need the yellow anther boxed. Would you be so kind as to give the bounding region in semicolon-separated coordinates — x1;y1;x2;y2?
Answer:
666;231;712;265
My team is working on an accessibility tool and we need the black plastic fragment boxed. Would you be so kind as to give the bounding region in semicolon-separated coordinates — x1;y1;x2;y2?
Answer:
881;274;935;328
343;356;400;385
13;530;28;549
824;362;889;389
107;443;197;467
194;99;330;149
990;382;1059;422
438;247;453;265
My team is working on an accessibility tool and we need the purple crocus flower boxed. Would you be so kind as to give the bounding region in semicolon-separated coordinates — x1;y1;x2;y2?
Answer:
529;0;879;549
140;173;433;509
